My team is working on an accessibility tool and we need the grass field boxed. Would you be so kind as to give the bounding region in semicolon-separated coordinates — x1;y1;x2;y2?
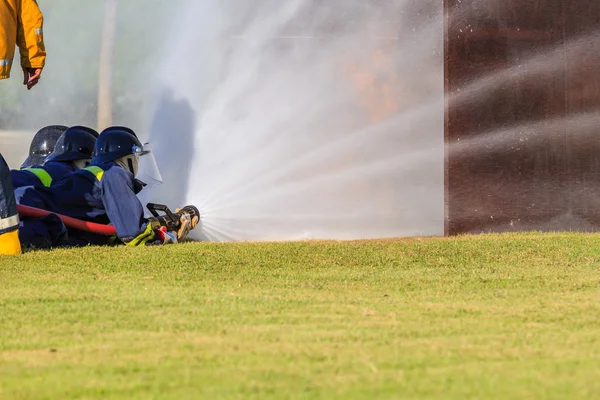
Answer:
1;233;599;399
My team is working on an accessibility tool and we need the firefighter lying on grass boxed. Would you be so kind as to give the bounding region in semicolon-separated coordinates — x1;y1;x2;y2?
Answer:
12;126;98;189
15;127;199;249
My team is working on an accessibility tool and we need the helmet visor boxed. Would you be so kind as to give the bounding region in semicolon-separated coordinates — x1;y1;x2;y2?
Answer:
134;143;163;187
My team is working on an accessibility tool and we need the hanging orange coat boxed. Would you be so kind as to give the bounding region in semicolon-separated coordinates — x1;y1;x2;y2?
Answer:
0;0;45;80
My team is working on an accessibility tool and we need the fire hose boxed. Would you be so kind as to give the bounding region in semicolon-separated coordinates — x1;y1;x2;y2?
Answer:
17;204;117;235
17;203;200;237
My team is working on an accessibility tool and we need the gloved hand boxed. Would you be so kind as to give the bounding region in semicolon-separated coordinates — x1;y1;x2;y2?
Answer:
153;226;177;244
175;208;199;241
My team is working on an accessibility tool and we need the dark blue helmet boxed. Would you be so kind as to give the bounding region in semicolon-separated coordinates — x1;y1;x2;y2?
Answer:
92;127;143;164
21;125;68;168
45;126;99;164
100;126;137;138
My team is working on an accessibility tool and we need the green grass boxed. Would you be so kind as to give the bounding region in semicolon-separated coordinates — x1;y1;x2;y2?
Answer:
0;232;599;399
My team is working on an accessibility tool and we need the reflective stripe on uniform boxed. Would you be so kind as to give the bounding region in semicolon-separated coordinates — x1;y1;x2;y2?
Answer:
0;59;13;67
26;168;53;187
35;28;43;35
84;166;105;181
0;214;19;231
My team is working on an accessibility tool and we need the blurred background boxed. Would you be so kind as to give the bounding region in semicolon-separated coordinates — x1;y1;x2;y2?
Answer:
0;0;178;165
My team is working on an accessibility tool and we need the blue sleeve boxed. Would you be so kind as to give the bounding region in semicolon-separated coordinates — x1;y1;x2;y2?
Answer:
10;169;41;189
44;162;75;183
100;167;150;241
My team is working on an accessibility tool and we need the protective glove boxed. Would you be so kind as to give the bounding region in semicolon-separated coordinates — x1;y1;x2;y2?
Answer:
175;208;199;241
153;226;177;244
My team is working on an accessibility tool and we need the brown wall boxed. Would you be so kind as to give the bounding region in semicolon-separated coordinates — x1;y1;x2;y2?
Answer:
445;0;600;234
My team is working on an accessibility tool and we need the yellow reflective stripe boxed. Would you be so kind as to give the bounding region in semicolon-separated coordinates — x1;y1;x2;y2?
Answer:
27;168;53;187
84;166;105;181
125;224;155;247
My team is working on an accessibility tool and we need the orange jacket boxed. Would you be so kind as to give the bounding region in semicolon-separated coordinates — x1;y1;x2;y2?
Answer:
0;0;45;79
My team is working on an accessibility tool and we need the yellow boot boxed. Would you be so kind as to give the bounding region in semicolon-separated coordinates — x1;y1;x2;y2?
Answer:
0;229;22;255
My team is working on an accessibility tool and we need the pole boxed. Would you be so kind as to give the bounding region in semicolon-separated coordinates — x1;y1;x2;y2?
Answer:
97;0;117;131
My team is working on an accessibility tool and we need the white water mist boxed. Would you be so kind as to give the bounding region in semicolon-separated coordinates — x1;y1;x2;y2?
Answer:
144;0;445;241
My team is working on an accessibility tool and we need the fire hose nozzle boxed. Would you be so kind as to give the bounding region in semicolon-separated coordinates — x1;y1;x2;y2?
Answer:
146;203;200;232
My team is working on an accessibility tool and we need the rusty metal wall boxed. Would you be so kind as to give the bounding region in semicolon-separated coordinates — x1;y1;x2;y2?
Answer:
445;0;600;234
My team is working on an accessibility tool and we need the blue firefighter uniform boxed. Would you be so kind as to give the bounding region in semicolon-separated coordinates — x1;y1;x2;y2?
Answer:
16;162;153;247
11;161;76;189
15;127;189;249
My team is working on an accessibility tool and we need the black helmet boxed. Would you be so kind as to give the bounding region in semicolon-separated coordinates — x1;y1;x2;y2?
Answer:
92;127;143;164
21;125;68;168
45;126;99;163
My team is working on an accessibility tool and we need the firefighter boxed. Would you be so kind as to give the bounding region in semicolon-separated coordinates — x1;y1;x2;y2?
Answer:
1;0;46;254
16;127;198;249
1;0;46;88
12;126;98;189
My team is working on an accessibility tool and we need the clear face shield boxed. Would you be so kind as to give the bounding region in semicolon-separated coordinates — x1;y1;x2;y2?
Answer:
132;143;163;187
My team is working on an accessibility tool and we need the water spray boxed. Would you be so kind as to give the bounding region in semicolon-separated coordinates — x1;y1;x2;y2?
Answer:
144;0;446;242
